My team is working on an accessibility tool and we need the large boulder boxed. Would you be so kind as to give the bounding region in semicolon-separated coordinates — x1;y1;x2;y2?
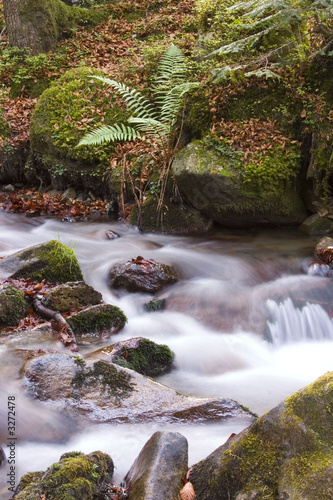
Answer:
191;372;333;500
172;141;308;228
0;240;83;283
0;285;28;328
13;450;113;500
125;431;188;500
28;66;129;194
109;256;179;294
22;352;252;425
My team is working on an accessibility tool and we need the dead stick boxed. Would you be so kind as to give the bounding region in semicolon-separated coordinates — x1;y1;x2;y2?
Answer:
33;297;78;351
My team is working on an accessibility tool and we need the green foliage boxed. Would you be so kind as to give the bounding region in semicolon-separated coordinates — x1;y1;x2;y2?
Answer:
78;45;200;148
243;145;301;195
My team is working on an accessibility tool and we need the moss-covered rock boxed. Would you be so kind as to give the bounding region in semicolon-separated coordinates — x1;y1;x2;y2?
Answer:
28;66;130;194
14;450;114;499
0;240;83;283
67;303;127;338
172;141;308;227
99;337;174;377
0;285;28;328
191;372;333;500
42;281;102;312
130;196;213;234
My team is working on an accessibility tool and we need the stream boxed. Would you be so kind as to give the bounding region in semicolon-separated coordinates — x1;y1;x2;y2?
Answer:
1;211;333;497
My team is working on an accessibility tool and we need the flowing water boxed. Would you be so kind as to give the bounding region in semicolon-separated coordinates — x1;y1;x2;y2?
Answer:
1;211;333;497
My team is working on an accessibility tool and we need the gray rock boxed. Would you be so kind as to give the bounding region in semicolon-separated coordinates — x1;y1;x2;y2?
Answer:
23;353;252;425
299;213;333;236
125;431;188;500
109;256;179;294
61;187;77;201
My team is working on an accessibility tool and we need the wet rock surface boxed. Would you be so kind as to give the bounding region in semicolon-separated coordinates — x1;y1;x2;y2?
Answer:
191;372;333;500
22;352;252;425
67;303;127;341
109;256;179;294
125;431;188;500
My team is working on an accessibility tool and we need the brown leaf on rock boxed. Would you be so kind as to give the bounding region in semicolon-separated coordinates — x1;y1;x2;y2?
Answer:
180;481;196;500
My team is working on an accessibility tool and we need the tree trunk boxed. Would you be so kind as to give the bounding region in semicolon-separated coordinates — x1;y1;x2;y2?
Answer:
3;0;87;54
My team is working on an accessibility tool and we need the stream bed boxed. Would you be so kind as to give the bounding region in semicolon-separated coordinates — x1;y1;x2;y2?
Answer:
1;211;333;497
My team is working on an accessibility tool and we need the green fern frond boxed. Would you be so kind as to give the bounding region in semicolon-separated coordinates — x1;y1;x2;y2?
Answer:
77;124;141;146
245;68;282;78
212;29;270;55
92;76;158;120
159;82;200;125
154;44;187;90
242;0;290;18
128;117;170;139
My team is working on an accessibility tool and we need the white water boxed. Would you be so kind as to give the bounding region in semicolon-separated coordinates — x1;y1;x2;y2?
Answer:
1;211;333;497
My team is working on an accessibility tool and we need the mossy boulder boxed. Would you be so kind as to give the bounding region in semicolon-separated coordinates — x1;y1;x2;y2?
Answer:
130;196;212;234
109;256;179;294
191;372;333;500
0;240;83;283
14;450;114;500
172;141;308;227
96;337;174;377
299;214;333;236
0;285;28;328
28;66;130;194
67;303;127;339
42;281;102;312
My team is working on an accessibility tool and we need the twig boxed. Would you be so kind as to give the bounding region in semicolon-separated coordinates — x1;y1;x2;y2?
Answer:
33;297;78;352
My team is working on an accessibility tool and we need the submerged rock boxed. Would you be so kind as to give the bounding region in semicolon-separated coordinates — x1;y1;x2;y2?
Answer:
0;285;28;328
0;240;83;283
125;431;188;500
191;371;333;500
13;450;114;500
109;256;179;294
89;337;174;377
23;352;251;425
42;281;102;312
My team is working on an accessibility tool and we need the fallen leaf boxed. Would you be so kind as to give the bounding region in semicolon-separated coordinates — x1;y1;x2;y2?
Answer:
180;481;196;500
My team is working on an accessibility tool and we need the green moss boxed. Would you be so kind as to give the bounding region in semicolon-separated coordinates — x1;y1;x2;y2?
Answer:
19;0;106;54
71;360;135;399
67;304;127;335
15;240;83;283
113;338;174;377
0;285;27;328
29;66;130;192
15;451;113;500
285;371;333;446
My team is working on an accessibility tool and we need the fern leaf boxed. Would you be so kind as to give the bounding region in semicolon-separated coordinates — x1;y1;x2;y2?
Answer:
159;82;200;125
154;44;187;90
243;0;290;18
245;68;282;78
211;29;270;55
77;124;141;146
91;76;158;120
128;117;170;139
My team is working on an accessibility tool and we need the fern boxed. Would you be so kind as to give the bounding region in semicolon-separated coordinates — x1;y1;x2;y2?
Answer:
78;124;141;146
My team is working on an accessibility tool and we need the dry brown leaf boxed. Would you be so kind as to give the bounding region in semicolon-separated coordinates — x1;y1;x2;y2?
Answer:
180;481;196;500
